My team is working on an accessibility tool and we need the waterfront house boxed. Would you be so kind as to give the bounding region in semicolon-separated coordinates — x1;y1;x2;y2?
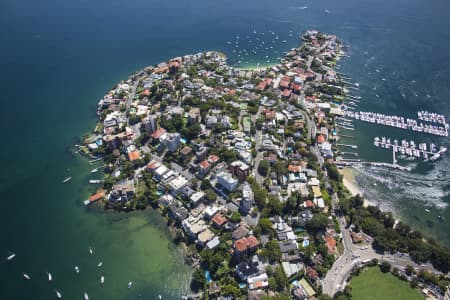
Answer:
110;179;135;202
197;228;215;247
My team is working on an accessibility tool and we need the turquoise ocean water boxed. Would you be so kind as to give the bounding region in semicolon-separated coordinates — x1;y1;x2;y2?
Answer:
1;0;450;298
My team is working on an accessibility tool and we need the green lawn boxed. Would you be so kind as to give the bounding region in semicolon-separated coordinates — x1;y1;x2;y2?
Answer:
350;267;424;300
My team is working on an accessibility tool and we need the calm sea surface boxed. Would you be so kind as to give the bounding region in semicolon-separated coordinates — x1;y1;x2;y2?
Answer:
1;0;450;298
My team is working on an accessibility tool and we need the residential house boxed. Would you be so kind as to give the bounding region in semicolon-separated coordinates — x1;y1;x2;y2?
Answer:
168;176;188;196
216;171;238;192
110;179;135;202
229;160;250;181
190;191;205;207
234;236;260;257
188;107;201;124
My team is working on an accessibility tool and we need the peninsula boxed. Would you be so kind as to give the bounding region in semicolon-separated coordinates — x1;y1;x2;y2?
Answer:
79;31;450;299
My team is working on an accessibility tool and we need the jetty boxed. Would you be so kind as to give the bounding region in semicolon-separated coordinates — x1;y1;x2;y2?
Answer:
373;137;447;161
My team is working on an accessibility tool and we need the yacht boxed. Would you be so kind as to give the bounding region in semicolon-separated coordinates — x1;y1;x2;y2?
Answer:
23;273;31;280
6;253;16;261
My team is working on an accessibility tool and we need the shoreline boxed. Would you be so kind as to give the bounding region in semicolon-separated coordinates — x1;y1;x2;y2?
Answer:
339;167;376;207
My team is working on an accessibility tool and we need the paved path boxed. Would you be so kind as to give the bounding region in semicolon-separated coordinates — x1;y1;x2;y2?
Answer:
322;194;436;297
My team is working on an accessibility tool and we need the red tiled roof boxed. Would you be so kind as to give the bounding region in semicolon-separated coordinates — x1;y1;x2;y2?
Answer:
265;110;276;119
212;214;227;227
151;128;166;139
234;236;260;253
317;134;325;144
208;154;220;164
146;160;160;170
128;150;140;161
304;200;315;208
89;192;105;202
282;89;292;97
293;84;302;91
200;160;211;169
288;165;301;173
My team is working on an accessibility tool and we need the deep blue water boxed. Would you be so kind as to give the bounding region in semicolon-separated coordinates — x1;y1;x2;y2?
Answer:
1;0;450;298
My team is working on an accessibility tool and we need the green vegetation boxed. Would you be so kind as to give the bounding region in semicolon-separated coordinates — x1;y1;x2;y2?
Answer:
349;267;424;300
340;195;450;273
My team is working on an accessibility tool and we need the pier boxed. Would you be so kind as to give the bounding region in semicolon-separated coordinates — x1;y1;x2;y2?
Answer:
337;144;358;149
335;160;412;172
373;137;447;161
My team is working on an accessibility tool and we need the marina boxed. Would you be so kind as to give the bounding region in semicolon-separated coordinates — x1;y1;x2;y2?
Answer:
345;110;449;137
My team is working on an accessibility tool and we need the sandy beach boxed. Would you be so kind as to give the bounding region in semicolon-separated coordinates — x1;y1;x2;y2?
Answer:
339;167;376;207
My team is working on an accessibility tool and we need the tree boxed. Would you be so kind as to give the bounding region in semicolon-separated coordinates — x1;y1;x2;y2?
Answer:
273;160;288;176
258;160;270;176
380;261;391;273
410;277;419;288
273;266;288;291
305;213;328;233
201;179;211;190
325;162;341;181
229;211;241;223
405;265;414;276
257;218;274;235
191;269;205;292
260;240;282;262
205;189;217;203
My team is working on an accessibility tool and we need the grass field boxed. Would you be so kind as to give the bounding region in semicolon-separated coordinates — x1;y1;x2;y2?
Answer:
350;267;424;300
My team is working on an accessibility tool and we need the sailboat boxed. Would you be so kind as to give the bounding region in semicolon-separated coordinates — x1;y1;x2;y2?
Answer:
6;253;16;261
23;273;31;280
55;290;62;298
47;272;52;281
100;276;105;284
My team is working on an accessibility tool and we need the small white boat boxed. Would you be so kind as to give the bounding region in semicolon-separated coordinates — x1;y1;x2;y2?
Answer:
425;209;430;213
91;168;98;173
62;177;72;183
89;247;93;255
97;261;103;267
23;273;31;280
84;292;89;300
128;281;133;289
6;253;16;261
158;294;162;299
74;266;80;274
100;276;105;284
56;290;62;298
47;272;52;281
